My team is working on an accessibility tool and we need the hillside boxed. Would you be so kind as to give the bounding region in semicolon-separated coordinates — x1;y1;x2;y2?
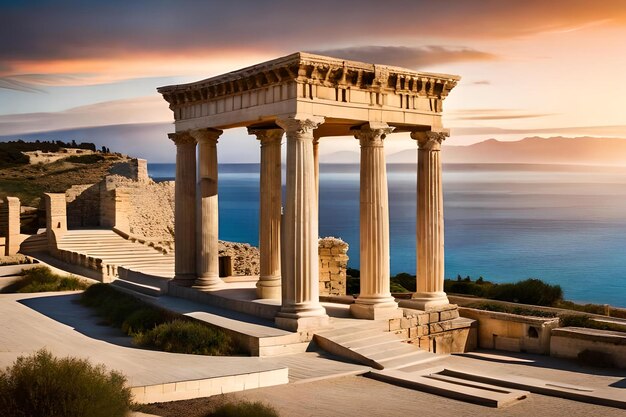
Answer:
387;136;626;166
0;150;130;207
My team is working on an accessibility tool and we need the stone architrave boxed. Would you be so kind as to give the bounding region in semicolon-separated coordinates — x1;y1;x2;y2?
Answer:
191;128;223;290
249;127;284;299
350;123;402;319
1;197;21;255
410;131;450;309
274;114;329;331
169;132;197;287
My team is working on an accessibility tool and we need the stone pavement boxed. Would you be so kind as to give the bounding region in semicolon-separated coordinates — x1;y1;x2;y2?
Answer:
0;291;367;402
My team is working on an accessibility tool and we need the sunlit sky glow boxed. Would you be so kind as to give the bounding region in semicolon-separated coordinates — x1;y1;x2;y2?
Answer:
1;0;625;162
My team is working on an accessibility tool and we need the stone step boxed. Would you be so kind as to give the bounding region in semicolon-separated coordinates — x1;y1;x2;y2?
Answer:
314;325;435;370
112;278;163;297
369;368;529;408
377;350;439;370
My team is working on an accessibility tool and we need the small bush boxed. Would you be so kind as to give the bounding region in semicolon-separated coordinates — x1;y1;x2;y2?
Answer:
0;349;132;417
489;279;563;306
81;284;236;355
135;319;234;355
65;154;104;164
391;273;416;292
468;302;557;318
122;307;174;335
207;400;280;417
559;315;626;332
1;266;89;293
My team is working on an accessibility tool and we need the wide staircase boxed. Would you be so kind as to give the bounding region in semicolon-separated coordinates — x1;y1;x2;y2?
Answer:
55;229;174;295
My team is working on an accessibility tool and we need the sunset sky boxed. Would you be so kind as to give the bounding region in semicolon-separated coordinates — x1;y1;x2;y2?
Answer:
1;1;626;162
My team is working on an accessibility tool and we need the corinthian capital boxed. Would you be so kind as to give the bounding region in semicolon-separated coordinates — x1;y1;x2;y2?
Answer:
275;114;325;138
410;130;449;151
353;122;395;147
168;131;196;146
248;127;284;145
190;128;222;144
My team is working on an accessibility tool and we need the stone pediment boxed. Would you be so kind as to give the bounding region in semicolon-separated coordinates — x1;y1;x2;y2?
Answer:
158;52;460;137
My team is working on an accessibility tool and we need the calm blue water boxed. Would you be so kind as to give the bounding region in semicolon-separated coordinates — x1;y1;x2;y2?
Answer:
149;163;626;307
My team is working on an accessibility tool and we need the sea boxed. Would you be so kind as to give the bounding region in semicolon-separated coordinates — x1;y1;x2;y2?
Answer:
148;163;626;308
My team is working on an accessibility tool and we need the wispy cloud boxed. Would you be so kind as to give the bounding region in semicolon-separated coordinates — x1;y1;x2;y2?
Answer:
451;125;626;137
448;109;555;121
0;96;171;135
1;1;625;66
310;46;497;68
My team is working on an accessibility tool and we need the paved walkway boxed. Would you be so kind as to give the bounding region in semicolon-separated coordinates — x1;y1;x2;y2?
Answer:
0;292;285;388
0;291;367;388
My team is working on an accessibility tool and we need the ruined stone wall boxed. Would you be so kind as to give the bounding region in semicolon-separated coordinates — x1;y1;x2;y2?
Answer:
66;183;100;228
318;237;348;296
219;241;259;276
102;175;175;241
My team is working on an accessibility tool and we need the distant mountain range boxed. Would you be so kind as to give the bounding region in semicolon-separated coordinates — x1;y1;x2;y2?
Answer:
326;137;626;166
2;124;625;166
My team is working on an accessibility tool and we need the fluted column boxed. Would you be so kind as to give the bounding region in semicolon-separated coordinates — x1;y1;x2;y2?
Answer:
313;137;320;200
351;123;401;319
274;114;329;331
191;128;222;290
249;127;284;299
410;130;450;309
169;131;197;286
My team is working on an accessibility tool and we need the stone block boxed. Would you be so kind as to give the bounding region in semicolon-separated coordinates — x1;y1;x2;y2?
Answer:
319;248;331;256
429;312;439;323
389;318;401;331
417;313;430;325
400;317;412;329
440;308;460;321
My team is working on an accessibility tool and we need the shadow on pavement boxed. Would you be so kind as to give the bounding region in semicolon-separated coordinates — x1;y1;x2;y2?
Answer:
458;350;626;379
19;293;135;348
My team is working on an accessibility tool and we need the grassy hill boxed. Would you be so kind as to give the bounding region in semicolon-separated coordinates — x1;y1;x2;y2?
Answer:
0;145;129;207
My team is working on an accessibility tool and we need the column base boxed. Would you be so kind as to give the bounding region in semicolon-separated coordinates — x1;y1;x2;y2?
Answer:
193;275;223;291
172;274;196;287
410;292;450;310
275;313;330;332
350;302;403;320
256;276;281;299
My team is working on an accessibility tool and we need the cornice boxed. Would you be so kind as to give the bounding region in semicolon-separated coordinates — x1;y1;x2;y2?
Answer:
158;52;460;109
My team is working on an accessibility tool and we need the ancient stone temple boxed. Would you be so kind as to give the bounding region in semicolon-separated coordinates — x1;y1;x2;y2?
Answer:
158;52;459;331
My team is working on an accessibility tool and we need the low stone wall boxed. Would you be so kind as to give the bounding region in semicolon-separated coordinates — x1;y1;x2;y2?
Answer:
550;327;626;368
318;237;348;296
459;307;560;355
391;304;477;354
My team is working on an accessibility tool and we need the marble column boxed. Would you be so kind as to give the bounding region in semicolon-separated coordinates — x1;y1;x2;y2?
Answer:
313;137;320;200
169;132;197;286
350;123;402;319
274;114;329;331
249;127;284;299
410;131;450;309
190;128;222;290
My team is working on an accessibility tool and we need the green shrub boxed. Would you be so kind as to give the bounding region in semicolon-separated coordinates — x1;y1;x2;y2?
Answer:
0;349;132;417
390;282;410;293
65;154;104;164
135;319;234;355
121;307;174;335
206;400;280;417
1;266;90;293
81;284;236;355
559;315;625;332
489;278;563;306
467;302;557;317
391;273;416;292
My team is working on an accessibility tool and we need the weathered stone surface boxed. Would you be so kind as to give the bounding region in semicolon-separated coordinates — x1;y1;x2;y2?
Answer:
318;237;348;297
